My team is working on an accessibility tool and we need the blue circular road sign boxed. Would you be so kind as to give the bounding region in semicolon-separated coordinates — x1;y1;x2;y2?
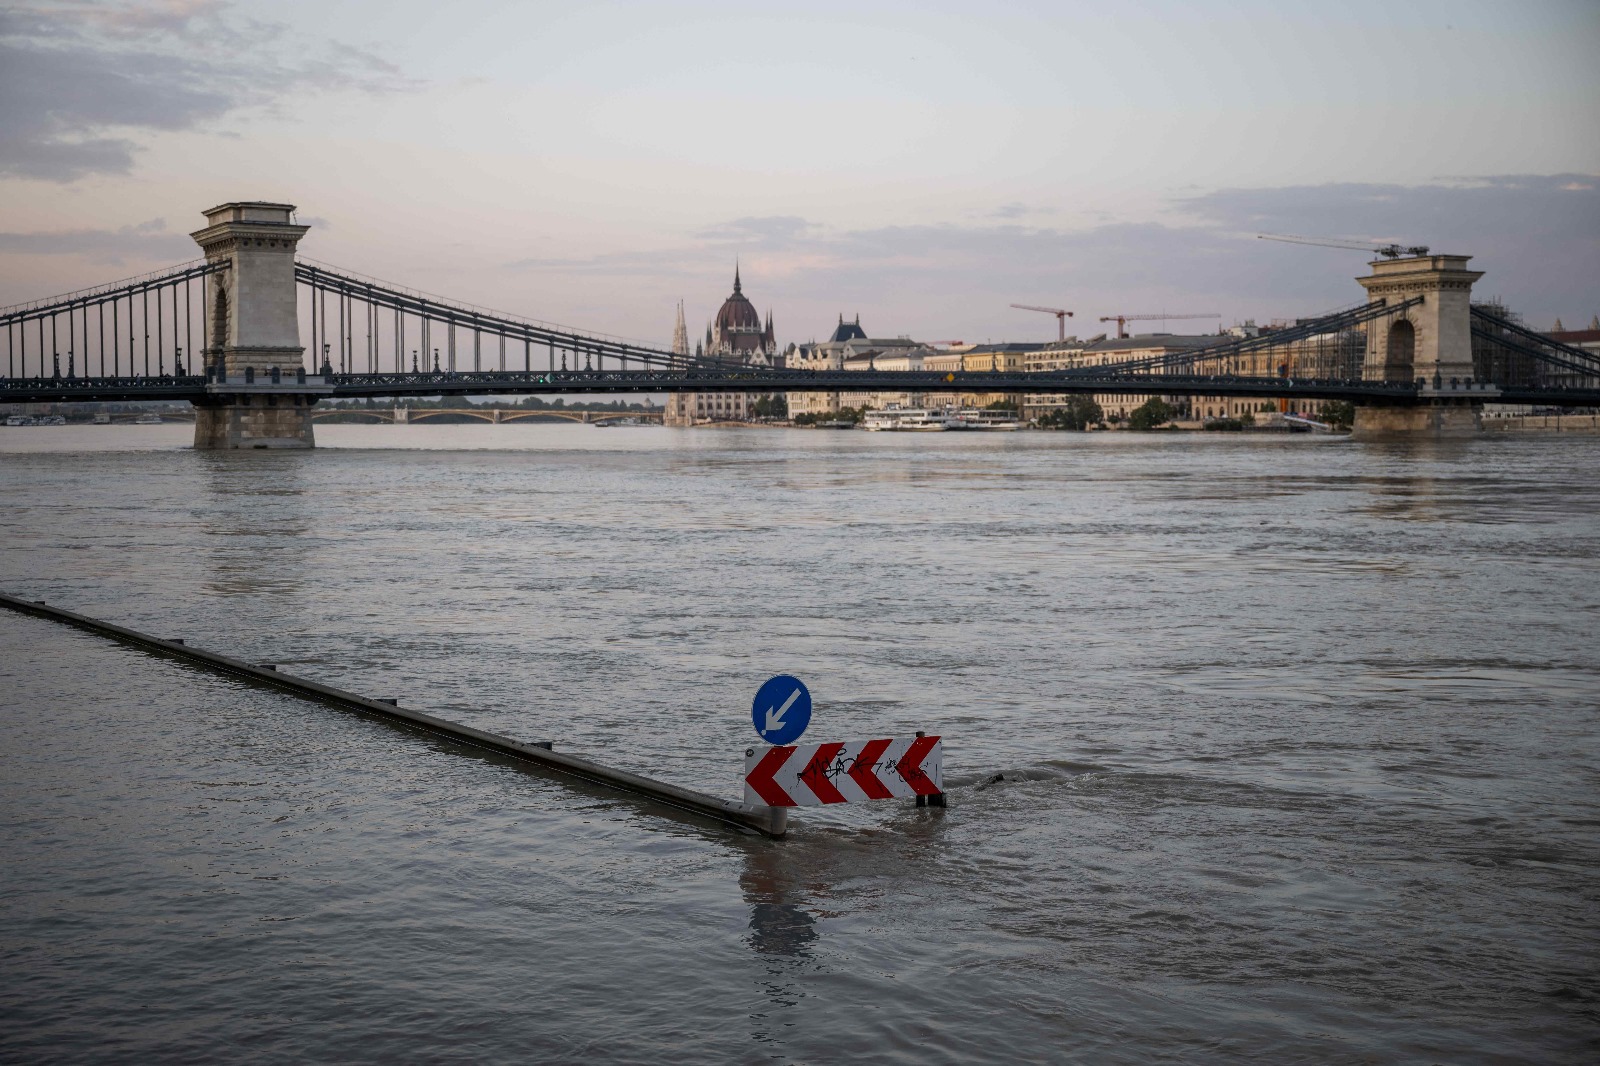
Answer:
752;675;812;745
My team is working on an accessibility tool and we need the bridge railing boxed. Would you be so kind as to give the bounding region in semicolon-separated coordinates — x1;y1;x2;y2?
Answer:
294;257;658;353
1058;298;1421;380
2;260;224;383
1470;305;1600;389
294;260;763;379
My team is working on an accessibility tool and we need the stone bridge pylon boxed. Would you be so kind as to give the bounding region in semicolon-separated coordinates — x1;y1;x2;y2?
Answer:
190;202;321;449
1354;254;1488;438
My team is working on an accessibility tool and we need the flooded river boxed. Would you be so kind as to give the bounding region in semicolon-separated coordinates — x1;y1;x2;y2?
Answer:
2;424;1597;1063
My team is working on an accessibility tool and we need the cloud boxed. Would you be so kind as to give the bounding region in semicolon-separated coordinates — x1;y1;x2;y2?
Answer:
0;1;413;182
1172;173;1600;322
1175;174;1600;245
695;216;815;248
69;0;228;33
0;36;236;179
505;174;1599;337
504;246;697;275
0;217;193;264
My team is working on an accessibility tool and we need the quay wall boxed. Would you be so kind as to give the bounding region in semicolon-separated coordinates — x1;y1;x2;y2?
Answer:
1482;412;1600;434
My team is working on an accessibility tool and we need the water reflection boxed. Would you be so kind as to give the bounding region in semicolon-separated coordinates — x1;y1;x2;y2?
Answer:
1354;439;1487;523
197;453;311;598
738;836;821;1056
739;839;818;958
746;902;818;956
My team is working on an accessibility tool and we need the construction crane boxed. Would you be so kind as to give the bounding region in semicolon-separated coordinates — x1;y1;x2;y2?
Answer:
1258;233;1431;259
1010;304;1074;342
1097;312;1220;339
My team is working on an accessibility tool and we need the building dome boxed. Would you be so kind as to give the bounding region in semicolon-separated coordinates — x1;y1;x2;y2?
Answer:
713;266;763;333
705;264;775;357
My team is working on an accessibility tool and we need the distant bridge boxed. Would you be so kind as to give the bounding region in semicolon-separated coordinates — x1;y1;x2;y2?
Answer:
3;199;1596;446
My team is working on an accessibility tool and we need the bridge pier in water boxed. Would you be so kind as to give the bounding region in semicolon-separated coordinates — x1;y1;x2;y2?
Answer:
189;202;321;449
1353;254;1488;439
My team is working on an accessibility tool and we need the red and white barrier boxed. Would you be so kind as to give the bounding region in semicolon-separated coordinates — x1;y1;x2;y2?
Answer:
744;735;943;808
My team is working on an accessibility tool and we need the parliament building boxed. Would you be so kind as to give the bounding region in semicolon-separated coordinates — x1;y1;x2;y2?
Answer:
664;267;779;426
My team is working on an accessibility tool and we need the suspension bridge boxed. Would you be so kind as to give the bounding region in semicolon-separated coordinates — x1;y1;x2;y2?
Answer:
3;201;1596;448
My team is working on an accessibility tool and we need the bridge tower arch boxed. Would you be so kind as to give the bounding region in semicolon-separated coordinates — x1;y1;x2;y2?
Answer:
1354;254;1486;437
209;286;229;374
1382;319;1415;383
188;202;319;448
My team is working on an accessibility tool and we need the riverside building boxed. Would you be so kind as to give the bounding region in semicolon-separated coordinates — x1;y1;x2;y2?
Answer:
1545;316;1600;389
663;268;780;427
1021;337;1091;421
785;315;927;416
922;344;1045;409
1024;327;1363;425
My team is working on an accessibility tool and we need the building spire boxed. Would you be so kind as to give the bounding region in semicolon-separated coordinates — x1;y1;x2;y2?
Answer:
733;260;742;295
671;300;689;356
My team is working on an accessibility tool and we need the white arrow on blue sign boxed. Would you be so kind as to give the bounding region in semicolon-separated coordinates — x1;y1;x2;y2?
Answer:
751;675;811;745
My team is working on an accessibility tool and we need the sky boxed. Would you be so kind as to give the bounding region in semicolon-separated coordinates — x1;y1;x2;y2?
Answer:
1;0;1597;348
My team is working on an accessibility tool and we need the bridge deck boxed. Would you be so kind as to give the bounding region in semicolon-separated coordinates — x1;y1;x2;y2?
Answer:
6;369;1596;407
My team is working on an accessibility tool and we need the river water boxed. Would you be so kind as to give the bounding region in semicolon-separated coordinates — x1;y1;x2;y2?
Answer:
1;423;1597;1064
